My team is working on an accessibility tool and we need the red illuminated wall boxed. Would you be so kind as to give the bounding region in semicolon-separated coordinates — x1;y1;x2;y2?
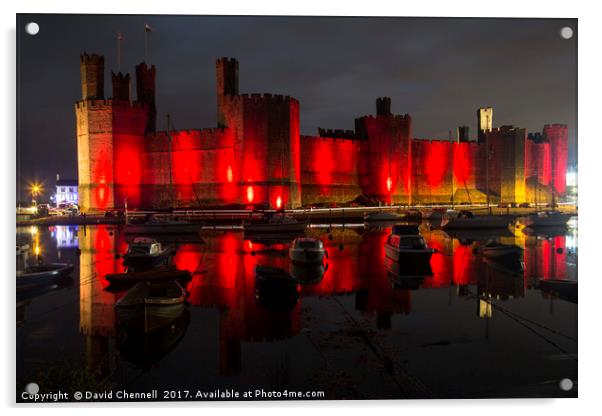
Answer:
300;135;362;204
355;114;412;204
412;140;453;203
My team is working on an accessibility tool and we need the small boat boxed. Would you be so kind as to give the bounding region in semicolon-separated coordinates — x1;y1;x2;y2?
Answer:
125;214;200;234
105;267;192;288
515;211;573;228
383;254;432;289
384;233;434;263
290;261;326;284
114;280;187;333
244;212;307;234
364;211;405;223
289;237;325;264
117;309;189;367
254;265;299;310
441;210;514;229
254;265;299;288
481;241;524;263
17;263;75;292
122;237;174;271
539;279;577;304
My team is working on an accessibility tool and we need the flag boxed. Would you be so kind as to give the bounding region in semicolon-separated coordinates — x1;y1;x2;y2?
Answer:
117;32;124;41
145;23;153;32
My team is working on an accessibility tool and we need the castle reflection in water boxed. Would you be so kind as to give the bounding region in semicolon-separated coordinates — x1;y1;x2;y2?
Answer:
70;223;576;378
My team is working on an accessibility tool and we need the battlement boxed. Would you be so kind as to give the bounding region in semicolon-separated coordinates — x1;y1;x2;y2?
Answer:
490;125;520;133
147;127;230;140
317;128;358;140
74;99;148;111
355;113;411;122
216;57;238;65
235;93;299;104
528;132;545;143
111;71;131;102
80;53;104;64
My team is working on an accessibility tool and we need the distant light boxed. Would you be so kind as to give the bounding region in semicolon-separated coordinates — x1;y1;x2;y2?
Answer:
560;26;574;40
226;165;233;183
246;186;254;203
566;170;577;187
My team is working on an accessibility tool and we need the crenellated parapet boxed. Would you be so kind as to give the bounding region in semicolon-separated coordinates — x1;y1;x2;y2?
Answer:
317;128;359;140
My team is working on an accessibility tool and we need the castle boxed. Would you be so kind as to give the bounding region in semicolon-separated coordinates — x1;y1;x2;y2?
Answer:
75;54;569;212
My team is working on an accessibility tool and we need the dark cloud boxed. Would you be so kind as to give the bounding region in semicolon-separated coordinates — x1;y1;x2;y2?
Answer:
16;14;577;200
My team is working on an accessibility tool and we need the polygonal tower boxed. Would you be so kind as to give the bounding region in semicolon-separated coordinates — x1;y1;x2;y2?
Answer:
477;107;493;143
216;57;239;128
75;53;150;212
355;97;412;204
135;62;156;133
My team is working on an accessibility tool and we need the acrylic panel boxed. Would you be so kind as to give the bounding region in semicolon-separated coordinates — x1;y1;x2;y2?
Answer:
16;14;578;402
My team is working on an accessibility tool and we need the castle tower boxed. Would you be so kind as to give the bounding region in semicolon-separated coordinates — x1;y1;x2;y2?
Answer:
356;98;413;204
458;125;469;142
80;53;105;100
216;57;239;128
135;62;156;132
544;124;569;199
477;107;493;143
376;97;392;116
111;72;131;102
76;53;150;212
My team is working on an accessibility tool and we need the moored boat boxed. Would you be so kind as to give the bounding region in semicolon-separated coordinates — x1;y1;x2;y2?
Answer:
515;211;573;229
125;214;200;234
115;280;187;333
122;237;174;271
17;263;75;292
254;265;299;310
105;267;192;289
289;237;325;264
539;279;577;304
244;212;307;234
441;210;514;229
481;241;524;263
364;211;405;223
384;233;434;264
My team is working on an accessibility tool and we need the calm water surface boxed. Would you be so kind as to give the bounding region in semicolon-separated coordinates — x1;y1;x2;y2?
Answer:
16;222;578;400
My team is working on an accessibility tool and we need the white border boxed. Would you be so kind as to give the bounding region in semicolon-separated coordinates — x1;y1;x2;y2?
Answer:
2;0;600;415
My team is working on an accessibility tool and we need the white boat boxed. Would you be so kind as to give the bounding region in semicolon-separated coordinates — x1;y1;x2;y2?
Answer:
125;215;200;234
384;233;434;264
441;210;514;229
364;211;405;223
244;213;307;234
115;280;187;333
122;237;174;271
289;237;325;264
515;211;573;228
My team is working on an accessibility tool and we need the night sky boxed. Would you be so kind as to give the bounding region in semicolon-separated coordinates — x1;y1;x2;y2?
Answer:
16;14;577;201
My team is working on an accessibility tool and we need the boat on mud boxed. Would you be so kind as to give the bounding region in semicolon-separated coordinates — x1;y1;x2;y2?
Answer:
114;280;187;332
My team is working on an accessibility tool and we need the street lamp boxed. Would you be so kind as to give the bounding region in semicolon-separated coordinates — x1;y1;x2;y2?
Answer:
30;182;43;205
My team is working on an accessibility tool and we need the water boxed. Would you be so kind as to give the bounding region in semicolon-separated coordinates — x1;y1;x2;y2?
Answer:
16;222;578;400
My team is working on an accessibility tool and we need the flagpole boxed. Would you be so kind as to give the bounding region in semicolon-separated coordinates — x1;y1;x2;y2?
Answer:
144;26;148;62
117;33;122;71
